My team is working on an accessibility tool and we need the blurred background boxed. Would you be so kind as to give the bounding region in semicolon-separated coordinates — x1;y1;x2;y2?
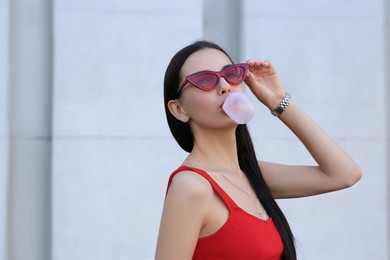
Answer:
0;0;389;259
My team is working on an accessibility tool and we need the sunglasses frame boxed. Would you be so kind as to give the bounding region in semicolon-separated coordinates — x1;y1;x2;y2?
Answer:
177;63;249;95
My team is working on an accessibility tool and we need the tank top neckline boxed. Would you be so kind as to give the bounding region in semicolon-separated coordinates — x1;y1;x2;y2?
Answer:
169;165;272;223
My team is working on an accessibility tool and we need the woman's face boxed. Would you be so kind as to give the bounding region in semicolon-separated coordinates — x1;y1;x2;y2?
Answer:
178;48;245;129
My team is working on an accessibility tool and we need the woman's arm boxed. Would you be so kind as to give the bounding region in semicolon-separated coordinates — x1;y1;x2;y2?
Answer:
259;101;362;198
244;60;362;199
155;171;211;260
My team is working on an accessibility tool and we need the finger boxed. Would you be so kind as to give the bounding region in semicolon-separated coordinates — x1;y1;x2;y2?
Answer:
262;60;271;67
246;59;256;66
246;59;256;71
254;59;262;69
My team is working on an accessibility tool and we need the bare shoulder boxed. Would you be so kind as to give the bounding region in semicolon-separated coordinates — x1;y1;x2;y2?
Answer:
156;170;213;259
168;170;214;200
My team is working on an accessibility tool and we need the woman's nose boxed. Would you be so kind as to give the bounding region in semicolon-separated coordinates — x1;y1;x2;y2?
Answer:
217;77;231;95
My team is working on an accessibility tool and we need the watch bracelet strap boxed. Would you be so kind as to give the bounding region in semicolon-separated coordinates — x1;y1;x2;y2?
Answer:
271;93;291;117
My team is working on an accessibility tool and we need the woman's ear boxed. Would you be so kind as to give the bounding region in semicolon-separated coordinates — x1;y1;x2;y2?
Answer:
167;100;190;123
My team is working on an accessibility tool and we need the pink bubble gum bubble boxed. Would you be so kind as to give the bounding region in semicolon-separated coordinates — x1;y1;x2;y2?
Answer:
222;92;255;124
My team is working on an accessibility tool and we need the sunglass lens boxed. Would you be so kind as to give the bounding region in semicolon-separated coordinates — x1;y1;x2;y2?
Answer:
223;66;245;85
191;73;218;90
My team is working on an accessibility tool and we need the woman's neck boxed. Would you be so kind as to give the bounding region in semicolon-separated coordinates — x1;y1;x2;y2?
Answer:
184;126;241;174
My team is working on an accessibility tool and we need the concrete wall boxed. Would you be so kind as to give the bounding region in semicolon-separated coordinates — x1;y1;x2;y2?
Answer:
385;0;390;253
242;0;387;259
5;0;53;259
1;0;388;259
0;0;9;258
52;1;202;259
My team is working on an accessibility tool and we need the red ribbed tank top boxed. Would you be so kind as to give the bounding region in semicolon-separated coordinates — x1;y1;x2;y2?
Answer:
167;166;283;260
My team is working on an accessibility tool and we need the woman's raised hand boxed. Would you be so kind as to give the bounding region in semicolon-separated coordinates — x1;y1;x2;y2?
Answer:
244;59;286;110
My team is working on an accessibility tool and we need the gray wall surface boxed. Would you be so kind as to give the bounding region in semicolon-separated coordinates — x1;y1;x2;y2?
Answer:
0;0;388;259
0;0;9;259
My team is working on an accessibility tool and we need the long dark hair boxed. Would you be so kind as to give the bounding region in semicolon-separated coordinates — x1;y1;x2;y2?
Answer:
163;40;296;260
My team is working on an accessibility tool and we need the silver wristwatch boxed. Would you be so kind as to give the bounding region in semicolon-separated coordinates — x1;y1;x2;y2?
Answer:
271;93;291;117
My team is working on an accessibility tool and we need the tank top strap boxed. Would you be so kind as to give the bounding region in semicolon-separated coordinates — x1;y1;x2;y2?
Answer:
166;165;237;210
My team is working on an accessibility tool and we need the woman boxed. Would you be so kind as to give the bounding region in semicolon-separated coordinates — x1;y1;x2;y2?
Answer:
155;41;362;260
